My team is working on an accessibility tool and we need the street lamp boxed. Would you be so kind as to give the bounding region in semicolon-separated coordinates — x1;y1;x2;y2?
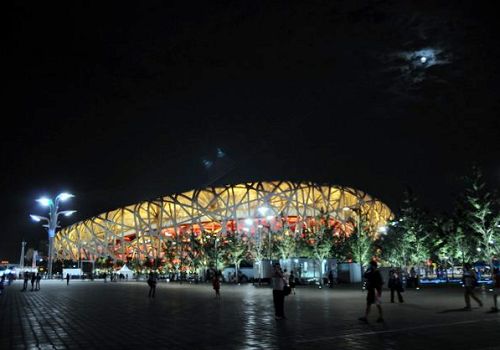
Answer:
30;192;76;279
214;237;220;275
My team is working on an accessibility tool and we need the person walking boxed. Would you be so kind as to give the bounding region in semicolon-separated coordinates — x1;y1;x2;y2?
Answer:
66;273;70;286
35;273;41;291
272;263;286;320
30;273;36;291
359;260;384;323
212;273;221;299
462;263;483;310
147;271;157;298
22;272;29;291
289;271;296;295
0;275;5;295
488;267;499;313
388;268;404;303
409;267;417;288
328;270;335;288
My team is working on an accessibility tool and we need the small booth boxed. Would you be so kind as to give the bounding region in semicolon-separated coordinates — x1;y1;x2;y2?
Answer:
117;265;134;280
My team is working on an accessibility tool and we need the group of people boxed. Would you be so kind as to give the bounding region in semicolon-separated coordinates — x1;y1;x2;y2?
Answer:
462;262;500;313
358;260;500;323
141;260;500;322
21;272;42;291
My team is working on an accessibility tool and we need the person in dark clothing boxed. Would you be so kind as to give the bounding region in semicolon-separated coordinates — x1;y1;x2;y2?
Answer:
66;273;70;286
147;272;157;298
289;271;296;295
212;274;221;299
359;260;384;323
388;269;404;303
462;263;482;310
490;267;499;312
328;270;334;288
0;275;5;295
35;273;41;291
22;272;29;291
30;273;36;291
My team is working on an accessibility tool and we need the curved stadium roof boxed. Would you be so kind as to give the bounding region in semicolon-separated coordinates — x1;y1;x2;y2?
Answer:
55;181;394;261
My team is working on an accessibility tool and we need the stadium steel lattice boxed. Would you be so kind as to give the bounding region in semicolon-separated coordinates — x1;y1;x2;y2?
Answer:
55;181;394;263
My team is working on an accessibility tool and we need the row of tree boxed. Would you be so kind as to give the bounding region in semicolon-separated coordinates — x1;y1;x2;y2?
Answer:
380;166;499;275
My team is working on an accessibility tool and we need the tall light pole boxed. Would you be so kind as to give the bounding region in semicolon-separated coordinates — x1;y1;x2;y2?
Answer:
214;237;220;275
30;193;76;279
19;240;26;269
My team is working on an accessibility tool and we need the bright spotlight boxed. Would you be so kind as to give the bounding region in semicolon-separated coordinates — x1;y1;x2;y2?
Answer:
30;214;42;222
36;197;51;207
58;193;74;201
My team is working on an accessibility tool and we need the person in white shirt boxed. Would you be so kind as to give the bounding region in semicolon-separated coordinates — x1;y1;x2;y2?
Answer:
272;264;286;320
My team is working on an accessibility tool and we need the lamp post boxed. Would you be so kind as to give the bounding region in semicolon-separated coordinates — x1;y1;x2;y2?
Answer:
19;240;26;269
30;193;76;279
214;237;220;276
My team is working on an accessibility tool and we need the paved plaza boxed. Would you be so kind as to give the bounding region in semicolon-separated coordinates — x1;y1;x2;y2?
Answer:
0;279;498;349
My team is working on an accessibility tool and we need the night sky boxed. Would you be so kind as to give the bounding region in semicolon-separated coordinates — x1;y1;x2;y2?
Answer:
3;1;499;261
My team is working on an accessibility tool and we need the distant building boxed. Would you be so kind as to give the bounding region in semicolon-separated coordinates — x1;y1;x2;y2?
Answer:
55;181;393;264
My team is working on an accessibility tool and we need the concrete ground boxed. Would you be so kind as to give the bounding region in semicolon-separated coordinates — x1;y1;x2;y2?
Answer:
0;279;498;349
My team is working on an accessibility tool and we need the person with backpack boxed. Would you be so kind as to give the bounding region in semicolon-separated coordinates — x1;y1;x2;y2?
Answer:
359;260;384;323
462;263;483;310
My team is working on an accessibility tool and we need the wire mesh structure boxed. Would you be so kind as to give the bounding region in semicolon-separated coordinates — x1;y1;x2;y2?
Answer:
55;181;393;262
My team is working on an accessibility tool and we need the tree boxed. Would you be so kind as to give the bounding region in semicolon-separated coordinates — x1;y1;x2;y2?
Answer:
184;231;205;276
274;227;298;262
460;166;500;271
248;227;267;282
223;231;250;283
379;220;408;268
299;211;336;286
397;189;430;275
345;210;374;274
378;189;431;276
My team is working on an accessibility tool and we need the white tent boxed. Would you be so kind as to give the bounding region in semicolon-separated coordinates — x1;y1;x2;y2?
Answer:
117;265;134;280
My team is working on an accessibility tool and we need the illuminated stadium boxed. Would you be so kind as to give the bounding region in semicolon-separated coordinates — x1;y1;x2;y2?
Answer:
55;181;393;269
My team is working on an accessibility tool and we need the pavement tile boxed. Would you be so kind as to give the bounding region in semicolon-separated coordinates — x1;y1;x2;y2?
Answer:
0;280;498;349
